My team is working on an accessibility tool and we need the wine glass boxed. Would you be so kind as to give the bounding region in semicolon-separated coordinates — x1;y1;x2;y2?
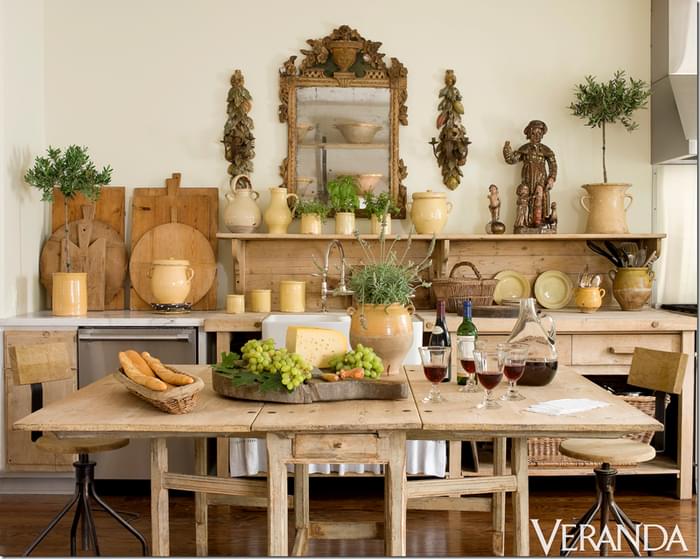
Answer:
472;348;505;409
457;338;481;393
499;343;528;401
419;346;451;403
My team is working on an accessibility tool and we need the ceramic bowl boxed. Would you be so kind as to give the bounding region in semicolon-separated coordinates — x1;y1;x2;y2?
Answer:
334;122;382;144
296;123;314;142
355;173;383;194
295;176;316;197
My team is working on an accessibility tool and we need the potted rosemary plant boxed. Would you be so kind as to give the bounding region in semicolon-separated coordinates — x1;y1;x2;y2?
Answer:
327;175;360;235
294;199;329;235
364;191;399;235
24;145;112;315
569;70;650;233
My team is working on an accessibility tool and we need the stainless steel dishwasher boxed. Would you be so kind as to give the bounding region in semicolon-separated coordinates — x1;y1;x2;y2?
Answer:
78;327;198;479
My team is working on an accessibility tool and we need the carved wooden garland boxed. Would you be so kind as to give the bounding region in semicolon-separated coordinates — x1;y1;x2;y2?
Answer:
223;69;255;180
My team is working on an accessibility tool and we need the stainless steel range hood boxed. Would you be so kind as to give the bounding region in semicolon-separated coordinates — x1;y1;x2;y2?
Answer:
651;0;697;164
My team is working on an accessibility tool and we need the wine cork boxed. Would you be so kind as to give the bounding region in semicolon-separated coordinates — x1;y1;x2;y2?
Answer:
279;281;306;312
226;294;245;314
249;289;271;313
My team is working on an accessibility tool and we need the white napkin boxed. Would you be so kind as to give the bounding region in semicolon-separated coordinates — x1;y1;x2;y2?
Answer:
526;398;611;416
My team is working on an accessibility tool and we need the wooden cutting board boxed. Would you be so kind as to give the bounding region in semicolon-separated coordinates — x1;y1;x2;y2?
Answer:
40;206;127;310
130;173;218;310
129;222;216;307
51;187;126;308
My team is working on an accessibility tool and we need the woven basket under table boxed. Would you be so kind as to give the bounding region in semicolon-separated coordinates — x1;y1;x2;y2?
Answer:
431;261;497;313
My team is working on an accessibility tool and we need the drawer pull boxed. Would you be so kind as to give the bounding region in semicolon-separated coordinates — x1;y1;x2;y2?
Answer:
608;346;635;355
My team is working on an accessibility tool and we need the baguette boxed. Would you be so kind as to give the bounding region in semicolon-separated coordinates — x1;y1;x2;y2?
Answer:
141;352;194;385
125;350;155;377
118;352;168;391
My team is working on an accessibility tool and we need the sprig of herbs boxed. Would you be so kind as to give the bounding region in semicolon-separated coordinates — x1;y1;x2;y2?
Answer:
295;198;329;220
364;191;399;218
327;175;360;213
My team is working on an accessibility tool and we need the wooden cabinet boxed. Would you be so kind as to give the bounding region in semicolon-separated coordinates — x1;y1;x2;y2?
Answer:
3;329;77;471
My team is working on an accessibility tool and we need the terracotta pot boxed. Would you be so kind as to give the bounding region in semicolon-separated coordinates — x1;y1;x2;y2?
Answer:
335;212;356;235
148;259;194;304
224;174;262;233
349;303;413;375
608;267;654;311
52;272;88;316
264;187;298;234
574;287;606;313
370;214;391;235
300;214;322;235
409;190;453;234
580;183;633;234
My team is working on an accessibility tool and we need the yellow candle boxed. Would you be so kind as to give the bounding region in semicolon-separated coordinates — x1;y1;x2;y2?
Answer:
279;281;306;312
249;289;271;313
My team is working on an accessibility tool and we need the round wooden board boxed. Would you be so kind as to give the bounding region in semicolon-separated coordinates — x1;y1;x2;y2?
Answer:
129;222;216;306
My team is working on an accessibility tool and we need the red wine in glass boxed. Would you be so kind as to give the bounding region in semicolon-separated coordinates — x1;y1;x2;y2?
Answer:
503;363;525;381
477;370;503;390
423;365;448;383
460;359;476;373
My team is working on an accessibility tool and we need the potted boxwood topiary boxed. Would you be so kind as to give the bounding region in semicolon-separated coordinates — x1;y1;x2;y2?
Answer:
294;199;329;235
327;175;360;235
24;145;112;315
364;191;399;235
569;70;650;233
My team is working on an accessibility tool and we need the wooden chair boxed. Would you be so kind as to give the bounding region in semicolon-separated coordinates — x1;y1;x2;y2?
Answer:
11;346;149;557
558;347;688;557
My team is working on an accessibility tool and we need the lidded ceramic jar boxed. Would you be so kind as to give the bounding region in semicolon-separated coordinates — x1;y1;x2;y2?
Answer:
409;190;453;234
148;259;194;304
263;187;298;234
224;174;262;233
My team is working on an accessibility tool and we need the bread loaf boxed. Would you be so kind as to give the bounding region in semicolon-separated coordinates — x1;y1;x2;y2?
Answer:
118;352;168;391
141;352;194;385
125;350;155;377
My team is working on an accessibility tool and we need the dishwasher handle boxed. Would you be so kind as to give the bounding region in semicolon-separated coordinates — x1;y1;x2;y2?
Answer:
79;333;194;342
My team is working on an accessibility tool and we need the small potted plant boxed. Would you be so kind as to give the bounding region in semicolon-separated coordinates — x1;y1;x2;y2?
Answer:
569;70;650;233
364;191;399;235
294;199;329;235
24;145;112;315
327;175;360;235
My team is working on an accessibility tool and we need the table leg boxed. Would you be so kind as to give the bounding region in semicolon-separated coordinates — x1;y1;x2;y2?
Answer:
511;437;529;557
292;464;310;556
150;438;169;556
384;432;407;556
492;437;507;556
194;438;208;556
267;433;290;556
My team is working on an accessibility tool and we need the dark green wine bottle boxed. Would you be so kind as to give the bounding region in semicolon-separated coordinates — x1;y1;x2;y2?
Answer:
456;299;478;385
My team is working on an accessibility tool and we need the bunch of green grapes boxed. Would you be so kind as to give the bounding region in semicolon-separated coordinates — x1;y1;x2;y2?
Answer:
327;344;384;379
241;338;312;390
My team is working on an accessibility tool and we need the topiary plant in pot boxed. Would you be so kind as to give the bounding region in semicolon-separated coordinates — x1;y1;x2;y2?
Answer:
327;175;360;235
25;145;112;315
569;70;650;233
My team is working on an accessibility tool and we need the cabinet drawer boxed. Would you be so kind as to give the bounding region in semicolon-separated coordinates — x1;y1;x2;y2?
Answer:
571;334;680;366
453;334;572;366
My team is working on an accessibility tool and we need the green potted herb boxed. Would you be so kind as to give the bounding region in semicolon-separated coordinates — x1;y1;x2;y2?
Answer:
295;199;329;235
569;70;650;233
327;175;360;234
24;145;112;315
364;191;399;235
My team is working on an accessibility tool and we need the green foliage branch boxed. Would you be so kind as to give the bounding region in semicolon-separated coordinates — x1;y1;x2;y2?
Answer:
294;199;329;221
327;175;360;213
363;191;400;218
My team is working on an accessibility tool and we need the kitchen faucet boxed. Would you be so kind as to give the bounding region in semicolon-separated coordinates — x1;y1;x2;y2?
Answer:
318;240;354;312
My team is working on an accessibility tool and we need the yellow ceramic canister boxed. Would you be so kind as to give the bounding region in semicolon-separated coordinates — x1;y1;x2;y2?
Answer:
573;287;606;313
52;272;88;316
226;294;245;314
609;267;654;311
279;281;306;312
409;190;453;234
250;289;272;312
148;259;194;304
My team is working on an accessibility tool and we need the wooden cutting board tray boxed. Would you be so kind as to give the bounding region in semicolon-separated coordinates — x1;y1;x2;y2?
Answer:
212;370;408;404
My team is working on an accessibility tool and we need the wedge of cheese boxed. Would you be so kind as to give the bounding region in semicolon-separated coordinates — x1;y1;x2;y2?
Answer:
285;326;348;368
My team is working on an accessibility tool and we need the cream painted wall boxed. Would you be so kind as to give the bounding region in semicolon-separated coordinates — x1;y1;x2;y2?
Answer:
37;0;652;304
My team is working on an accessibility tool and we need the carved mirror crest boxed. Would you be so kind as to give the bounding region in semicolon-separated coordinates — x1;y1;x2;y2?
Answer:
279;25;408;218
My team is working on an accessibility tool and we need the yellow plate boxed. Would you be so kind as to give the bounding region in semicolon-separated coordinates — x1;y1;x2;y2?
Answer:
493;270;531;305
534;270;574;309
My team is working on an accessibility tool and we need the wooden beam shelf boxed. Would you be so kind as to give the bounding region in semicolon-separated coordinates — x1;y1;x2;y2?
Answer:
217;233;666;241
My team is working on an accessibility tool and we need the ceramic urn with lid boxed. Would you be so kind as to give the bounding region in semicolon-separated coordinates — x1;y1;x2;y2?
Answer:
148;259;195;304
409;190;453;235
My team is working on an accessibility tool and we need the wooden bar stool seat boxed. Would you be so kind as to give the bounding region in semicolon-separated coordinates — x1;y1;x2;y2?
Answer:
35;432;129;454
559;438;656;465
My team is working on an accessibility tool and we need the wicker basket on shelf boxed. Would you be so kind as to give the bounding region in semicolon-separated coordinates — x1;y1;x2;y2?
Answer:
114;367;204;414
431;261;497;312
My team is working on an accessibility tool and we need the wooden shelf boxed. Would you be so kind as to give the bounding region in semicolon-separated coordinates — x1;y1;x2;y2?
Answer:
217;232;666;241
299;142;389;150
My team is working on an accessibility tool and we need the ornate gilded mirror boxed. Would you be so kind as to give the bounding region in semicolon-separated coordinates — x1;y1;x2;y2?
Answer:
279;25;408;217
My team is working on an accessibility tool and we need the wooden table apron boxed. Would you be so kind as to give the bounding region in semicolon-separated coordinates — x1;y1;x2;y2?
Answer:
14;365;661;558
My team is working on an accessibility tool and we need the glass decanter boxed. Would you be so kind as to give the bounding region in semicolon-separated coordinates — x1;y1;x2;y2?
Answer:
506;298;558;386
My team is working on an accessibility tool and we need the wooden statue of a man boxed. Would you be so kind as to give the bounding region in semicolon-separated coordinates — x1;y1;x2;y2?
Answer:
503;120;558;233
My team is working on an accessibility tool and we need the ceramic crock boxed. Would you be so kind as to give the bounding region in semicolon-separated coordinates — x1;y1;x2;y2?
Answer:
348;303;413;375
263;187;298;234
300;213;322;235
574;287;606;313
226;294;245;314
409;190;453;234
580;183;633;234
609;267;654;311
370;214;391;235
224;174;262;233
335;212;356;235
250;289;272;312
279;280;306;312
52;272;88;316
148;259;194;304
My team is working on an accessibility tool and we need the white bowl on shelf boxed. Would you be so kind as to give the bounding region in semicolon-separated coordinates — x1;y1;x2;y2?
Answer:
334;122;382;144
295;176;316;197
296;123;314;142
355;173;383;194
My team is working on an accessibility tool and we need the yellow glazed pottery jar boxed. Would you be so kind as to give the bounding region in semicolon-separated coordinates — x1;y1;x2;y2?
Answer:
300;213;322;235
226;294;245;314
263;187;298;234
573;287;606;313
580;183;633;234
148;259;194;304
52;272;88;316
279;281;306;312
224;174;262;233
335;212;356;235
409;190;453;234
370;214;391;235
608;267;653;311
250;289;272;312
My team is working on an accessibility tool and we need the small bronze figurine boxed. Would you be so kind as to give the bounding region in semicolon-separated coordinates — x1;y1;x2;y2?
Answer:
486;184;506;234
503;120;558;233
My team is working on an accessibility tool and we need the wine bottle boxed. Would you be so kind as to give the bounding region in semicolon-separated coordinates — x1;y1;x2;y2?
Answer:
456;299;479;386
428;299;452;382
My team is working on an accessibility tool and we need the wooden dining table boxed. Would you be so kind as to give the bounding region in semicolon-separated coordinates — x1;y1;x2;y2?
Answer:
14;364;661;557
